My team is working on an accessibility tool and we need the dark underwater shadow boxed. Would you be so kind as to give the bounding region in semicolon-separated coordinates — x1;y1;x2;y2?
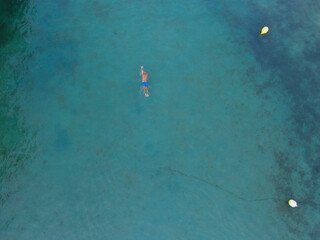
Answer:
205;0;320;239
0;0;37;206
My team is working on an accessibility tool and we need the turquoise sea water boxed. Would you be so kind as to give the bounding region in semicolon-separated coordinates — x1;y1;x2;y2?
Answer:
1;0;320;239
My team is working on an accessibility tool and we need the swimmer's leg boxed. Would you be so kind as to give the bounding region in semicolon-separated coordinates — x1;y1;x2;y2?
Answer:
143;86;149;97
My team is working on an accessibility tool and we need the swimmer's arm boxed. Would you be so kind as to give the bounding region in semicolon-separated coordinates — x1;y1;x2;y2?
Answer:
141;66;144;75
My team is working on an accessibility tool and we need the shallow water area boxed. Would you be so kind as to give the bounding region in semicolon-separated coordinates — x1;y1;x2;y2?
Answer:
1;0;320;239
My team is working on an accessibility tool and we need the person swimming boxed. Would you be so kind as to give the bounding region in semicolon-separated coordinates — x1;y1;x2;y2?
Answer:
141;66;149;97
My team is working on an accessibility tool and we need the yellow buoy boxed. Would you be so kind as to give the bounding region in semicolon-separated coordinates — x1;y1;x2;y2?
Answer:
260;26;269;35
288;199;298;208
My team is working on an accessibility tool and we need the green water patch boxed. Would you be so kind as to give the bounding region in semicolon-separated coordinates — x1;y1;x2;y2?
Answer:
0;0;30;46
0;0;36;205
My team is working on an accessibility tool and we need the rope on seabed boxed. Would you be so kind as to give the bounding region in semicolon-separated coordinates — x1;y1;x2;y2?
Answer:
165;168;311;235
166;167;283;202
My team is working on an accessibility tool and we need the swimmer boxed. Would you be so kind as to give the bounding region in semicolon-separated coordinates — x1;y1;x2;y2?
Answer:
141;66;149;97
